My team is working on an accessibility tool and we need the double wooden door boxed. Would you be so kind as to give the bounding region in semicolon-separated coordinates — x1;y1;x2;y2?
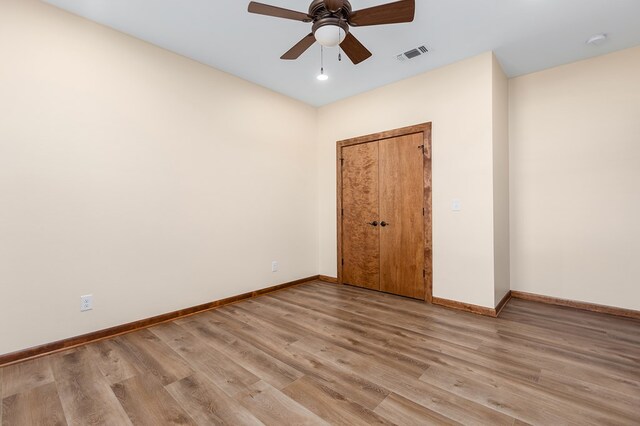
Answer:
339;131;427;299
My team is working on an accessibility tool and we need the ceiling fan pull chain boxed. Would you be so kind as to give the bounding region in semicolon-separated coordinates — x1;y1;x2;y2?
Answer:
319;44;327;78
338;26;342;61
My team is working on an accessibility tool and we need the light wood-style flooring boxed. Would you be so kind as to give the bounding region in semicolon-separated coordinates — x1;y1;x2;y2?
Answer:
1;281;639;425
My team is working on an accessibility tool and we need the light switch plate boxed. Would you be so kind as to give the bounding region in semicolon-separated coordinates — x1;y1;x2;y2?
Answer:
452;199;462;212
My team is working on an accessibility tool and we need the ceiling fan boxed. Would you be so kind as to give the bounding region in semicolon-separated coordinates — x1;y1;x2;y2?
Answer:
247;0;415;64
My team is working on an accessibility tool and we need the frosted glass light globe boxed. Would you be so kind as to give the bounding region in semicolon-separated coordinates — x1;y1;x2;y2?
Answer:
314;24;346;47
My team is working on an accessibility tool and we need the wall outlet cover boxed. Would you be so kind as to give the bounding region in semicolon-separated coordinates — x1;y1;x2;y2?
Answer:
80;294;93;312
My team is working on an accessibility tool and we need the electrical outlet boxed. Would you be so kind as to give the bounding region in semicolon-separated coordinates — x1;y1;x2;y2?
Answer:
80;294;93;312
271;261;279;272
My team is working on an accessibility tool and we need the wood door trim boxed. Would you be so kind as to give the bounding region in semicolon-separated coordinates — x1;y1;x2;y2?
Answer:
337;123;432;147
336;123;433;303
0;275;321;368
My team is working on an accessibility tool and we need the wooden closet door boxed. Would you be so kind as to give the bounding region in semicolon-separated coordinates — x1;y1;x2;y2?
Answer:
341;142;380;290
379;133;425;299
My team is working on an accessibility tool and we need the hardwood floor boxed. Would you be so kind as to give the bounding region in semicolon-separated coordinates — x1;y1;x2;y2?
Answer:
1;281;639;425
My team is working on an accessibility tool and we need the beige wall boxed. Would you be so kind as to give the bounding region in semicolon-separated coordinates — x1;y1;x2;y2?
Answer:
317;52;500;308
510;46;640;310
492;54;510;305
0;0;318;355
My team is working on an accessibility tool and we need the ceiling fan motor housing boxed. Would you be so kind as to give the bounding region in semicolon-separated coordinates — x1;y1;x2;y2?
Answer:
310;0;352;45
309;0;352;20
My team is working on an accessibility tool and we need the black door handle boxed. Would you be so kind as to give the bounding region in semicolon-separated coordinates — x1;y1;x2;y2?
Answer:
380;221;389;227
367;221;378;227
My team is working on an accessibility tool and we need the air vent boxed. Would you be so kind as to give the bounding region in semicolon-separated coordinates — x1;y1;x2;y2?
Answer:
405;49;421;59
396;45;429;62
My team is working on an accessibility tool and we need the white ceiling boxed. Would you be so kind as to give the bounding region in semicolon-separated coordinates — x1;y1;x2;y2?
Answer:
43;0;640;106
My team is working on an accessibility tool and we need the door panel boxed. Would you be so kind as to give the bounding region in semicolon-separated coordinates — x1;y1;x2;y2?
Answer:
379;133;425;299
341;143;380;290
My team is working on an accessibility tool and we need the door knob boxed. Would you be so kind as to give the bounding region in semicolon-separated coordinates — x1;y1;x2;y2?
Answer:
367;221;379;227
380;221;389;227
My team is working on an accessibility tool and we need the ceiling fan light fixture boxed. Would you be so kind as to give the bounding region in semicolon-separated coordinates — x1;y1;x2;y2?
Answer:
314;24;346;47
312;17;349;48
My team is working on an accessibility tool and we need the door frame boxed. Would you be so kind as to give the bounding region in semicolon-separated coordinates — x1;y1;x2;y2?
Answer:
336;123;433;303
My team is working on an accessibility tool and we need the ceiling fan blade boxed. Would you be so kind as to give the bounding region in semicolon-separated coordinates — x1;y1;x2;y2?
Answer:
339;33;372;64
281;33;316;60
248;2;312;22
349;0;415;27
324;0;344;13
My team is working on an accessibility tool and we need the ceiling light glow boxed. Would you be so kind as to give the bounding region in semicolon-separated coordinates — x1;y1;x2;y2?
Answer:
586;34;607;45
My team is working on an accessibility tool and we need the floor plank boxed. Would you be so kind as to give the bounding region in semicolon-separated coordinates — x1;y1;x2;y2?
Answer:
374;392;461;426
536;368;640;420
150;321;261;397
219;303;392;409
1;382;67;426
281;375;391;425
165;373;263;426
301;337;516;425
111;375;195;426
49;347;132;426
420;364;608;424
116;329;193;387
251;295;431;375
87;339;141;386
1;280;638;425
235;380;329;425
179;314;303;390
1;357;54;399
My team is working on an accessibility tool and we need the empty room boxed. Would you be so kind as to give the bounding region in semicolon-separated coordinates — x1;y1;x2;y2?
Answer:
1;0;639;424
